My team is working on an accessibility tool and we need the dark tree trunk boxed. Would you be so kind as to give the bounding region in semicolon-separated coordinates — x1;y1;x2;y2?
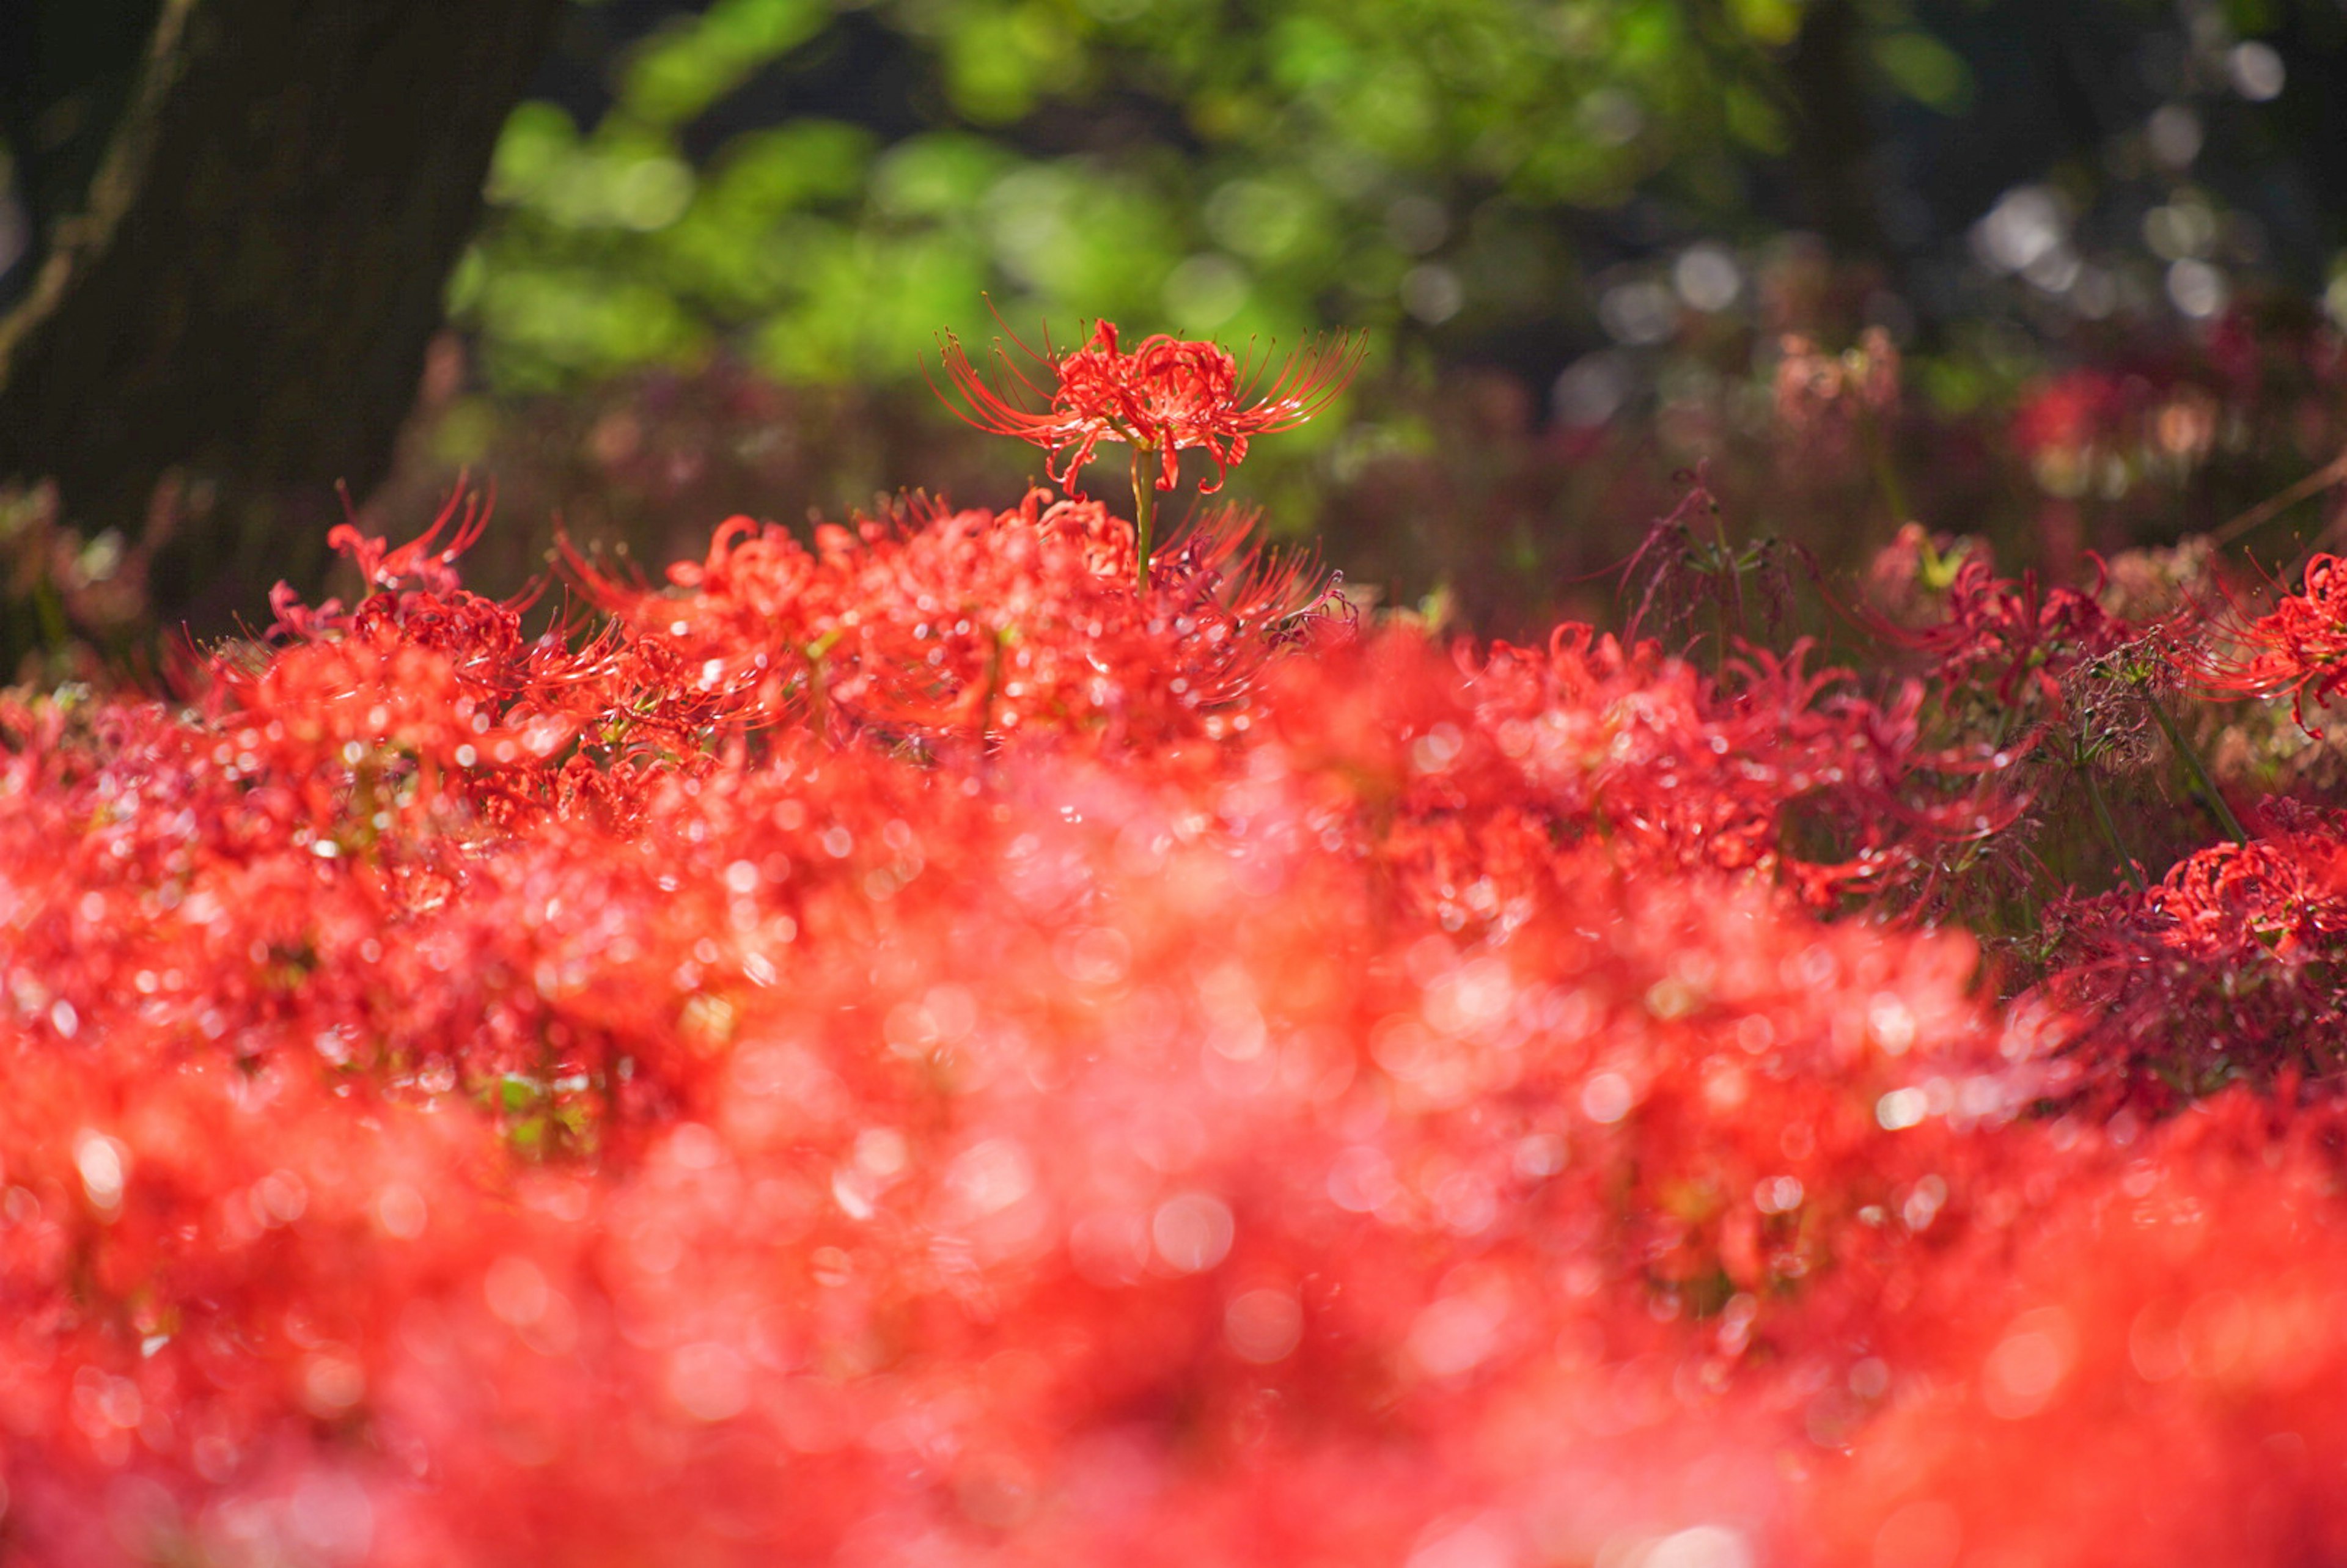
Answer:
1779;0;1889;261
0;0;564;635
0;0;169;309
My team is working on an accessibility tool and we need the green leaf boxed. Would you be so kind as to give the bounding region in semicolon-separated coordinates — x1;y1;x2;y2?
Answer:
485;101;581;205
1874;31;1974;113
1726;0;1802;47
708;122;877;218
872;134;1019;219
622;0;832;128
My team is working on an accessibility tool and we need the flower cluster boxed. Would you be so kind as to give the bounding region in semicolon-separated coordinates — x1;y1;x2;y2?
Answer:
2011;367;2223;499
0;500;2040;1565
1864;546;2144;716
2023;803;2347;1110
1773;328;1901;433
17;332;2347;1564
564;489;1332;753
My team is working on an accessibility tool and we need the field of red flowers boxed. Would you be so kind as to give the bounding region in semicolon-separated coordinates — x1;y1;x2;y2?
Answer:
10;319;2347;1567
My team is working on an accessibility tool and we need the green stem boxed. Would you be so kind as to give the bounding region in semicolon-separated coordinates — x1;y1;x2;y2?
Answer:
1130;449;1158;591
32;577;70;654
2142;689;2248;846
2079;758;2148;895
1714;507;1741;664
1858;406;1911;530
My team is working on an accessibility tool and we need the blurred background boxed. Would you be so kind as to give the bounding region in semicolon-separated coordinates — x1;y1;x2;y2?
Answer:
7;0;2347;666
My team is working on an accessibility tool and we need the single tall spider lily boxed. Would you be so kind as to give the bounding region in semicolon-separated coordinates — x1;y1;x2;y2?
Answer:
933;317;1363;587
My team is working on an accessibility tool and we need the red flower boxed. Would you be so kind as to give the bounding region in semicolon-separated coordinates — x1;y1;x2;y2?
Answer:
1866;552;2137;710
2010;369;2134;463
2202;552;2347;733
2019;804;2347;1110
934;319;1363;495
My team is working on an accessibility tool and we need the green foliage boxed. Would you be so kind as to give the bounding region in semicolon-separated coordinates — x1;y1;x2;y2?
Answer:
456;0;1929;392
458;0;2304;397
1872;29;1972;113
623;0;834;128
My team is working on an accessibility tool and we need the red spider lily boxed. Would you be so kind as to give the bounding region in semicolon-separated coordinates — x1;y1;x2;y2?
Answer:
564;491;1340;751
1773;328;1900;431
1804;1094;2347;1568
1862;551;2141;710
2009;368;2138;464
2026;803;2347;1110
30;439;2347;1566
5;496;2046;1566
2202;552;2347;733
933;319;1364;498
325;483;494;593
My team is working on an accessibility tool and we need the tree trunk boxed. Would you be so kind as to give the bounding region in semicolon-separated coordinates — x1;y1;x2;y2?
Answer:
0;0;564;635
1779;0;1888;262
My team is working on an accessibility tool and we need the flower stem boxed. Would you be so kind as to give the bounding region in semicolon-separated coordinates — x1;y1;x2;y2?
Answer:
2142;689;2248;846
1129;450;1156;591
1857;406;1912;530
32;579;69;654
2079;758;2148;895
